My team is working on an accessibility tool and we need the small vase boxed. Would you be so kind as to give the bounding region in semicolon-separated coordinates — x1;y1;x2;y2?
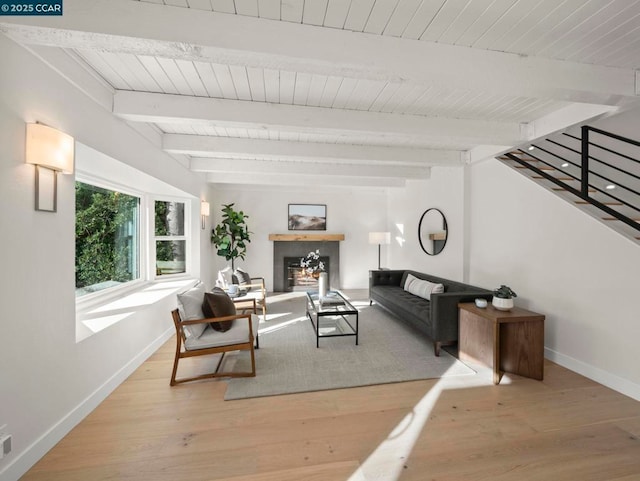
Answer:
318;272;328;297
492;296;514;311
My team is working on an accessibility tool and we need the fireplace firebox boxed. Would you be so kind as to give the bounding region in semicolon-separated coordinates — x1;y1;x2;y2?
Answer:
285;256;329;291
273;240;340;292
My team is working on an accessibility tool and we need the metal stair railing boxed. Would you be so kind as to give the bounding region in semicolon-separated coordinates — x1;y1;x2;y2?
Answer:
502;125;640;234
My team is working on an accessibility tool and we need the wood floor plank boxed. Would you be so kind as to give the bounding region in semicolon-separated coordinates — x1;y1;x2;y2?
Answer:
403;423;640;481
217;460;361;481
19;336;640;481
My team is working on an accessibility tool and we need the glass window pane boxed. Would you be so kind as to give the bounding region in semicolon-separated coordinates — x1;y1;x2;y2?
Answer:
155;201;185;236
156;240;186;276
76;182;140;297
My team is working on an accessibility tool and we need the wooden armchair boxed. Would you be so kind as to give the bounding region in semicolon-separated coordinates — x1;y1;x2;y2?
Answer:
235;276;267;320
217;268;268;321
170;307;258;386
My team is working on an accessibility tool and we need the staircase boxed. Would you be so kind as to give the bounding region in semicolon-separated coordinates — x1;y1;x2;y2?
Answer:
497;126;640;245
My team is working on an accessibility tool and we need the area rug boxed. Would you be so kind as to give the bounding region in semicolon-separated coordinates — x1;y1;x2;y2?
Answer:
224;291;475;400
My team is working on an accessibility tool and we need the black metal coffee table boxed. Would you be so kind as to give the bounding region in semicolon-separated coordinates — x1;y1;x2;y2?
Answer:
305;291;359;348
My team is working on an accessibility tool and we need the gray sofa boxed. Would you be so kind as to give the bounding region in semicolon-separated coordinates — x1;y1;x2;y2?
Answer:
369;270;493;356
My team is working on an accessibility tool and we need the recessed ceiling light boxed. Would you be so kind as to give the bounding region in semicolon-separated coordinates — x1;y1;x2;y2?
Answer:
528;146;535;151
606;184;616;190
561;162;569;168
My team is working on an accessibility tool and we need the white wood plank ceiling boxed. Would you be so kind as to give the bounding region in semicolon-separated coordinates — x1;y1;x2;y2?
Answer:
2;0;639;187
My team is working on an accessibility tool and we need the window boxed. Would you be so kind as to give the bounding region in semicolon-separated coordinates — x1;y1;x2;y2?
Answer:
154;200;187;276
75;181;140;297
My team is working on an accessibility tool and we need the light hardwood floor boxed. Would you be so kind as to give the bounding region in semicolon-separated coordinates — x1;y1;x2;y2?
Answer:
21;337;640;481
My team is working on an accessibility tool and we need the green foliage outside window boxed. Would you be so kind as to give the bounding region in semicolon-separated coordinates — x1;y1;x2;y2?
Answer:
155;201;174;262
75;182;139;293
154;201;186;275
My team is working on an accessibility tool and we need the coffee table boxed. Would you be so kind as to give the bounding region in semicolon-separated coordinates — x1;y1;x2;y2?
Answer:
305;291;359;348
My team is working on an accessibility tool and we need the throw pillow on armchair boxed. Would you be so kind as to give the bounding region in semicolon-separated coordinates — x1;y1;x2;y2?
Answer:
216;266;235;289
233;268;253;292
202;287;236;332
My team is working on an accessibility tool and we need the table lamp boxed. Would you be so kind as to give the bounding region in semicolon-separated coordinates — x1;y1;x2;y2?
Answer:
369;232;390;270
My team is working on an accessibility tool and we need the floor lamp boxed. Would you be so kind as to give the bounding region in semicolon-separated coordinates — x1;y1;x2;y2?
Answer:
369;232;391;270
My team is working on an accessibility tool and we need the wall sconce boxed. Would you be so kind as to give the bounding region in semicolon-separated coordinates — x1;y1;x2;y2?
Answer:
200;201;210;229
25;123;74;212
368;231;391;270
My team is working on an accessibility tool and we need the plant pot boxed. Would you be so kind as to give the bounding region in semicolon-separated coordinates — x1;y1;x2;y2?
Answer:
492;296;514;311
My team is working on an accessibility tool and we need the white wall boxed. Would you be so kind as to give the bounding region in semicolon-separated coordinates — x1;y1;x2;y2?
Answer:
0;37;211;481
468;158;640;399
209;184;389;290
387;167;466;280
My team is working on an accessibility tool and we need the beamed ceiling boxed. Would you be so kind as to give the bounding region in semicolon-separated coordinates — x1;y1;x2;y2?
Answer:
2;0;640;188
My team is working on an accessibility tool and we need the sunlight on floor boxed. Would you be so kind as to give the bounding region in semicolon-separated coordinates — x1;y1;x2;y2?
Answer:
264;312;292;322
258;315;308;335
350;300;371;308
348;368;496;481
266;291;307;304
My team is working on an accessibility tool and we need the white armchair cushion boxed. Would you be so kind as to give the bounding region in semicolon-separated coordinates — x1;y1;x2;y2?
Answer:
239;289;264;303
184;314;259;350
177;282;207;339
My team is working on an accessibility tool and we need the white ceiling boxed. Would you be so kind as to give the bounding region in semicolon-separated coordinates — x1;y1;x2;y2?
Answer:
2;0;639;187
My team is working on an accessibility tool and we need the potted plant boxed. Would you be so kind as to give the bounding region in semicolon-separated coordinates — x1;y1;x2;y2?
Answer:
211;203;251;270
492;285;517;311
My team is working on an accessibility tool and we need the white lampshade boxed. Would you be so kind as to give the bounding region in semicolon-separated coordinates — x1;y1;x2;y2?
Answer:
369;231;391;244
25;123;74;174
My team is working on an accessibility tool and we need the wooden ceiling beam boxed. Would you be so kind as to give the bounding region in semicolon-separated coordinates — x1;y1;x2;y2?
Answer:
189;157;431;179
115;91;522;146
167;135;459;166
0;0;637;105
205;171;406;187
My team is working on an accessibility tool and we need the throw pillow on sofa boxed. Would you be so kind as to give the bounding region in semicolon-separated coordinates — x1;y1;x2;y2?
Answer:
404;273;444;301
202;287;236;332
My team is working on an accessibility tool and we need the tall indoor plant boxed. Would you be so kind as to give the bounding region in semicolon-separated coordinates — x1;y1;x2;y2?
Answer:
211;203;251;270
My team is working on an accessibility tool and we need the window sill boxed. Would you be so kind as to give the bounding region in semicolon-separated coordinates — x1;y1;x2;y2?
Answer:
76;277;197;343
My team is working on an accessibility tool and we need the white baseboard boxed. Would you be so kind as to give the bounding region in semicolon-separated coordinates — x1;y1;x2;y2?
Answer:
545;347;640;402
0;327;174;481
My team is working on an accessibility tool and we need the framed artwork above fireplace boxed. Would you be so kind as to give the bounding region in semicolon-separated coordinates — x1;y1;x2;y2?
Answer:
288;204;327;231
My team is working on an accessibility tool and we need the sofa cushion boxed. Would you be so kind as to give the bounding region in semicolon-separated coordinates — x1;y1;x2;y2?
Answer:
404;273;444;301
177;282;207;339
202;287;236;332
371;285;432;328
184;314;259;350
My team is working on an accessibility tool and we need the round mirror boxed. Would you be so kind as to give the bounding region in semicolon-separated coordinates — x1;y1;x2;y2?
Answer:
418;208;448;256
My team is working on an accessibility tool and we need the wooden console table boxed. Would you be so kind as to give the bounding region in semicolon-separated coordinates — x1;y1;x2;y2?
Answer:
458;303;545;385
